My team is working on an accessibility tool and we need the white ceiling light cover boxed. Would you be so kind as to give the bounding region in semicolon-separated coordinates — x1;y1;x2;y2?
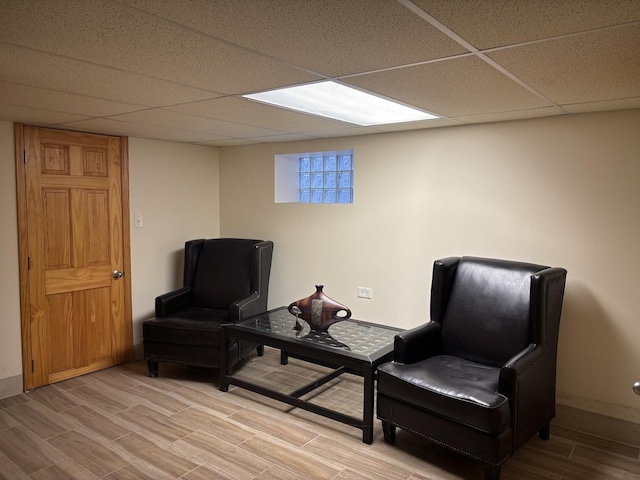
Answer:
243;81;438;126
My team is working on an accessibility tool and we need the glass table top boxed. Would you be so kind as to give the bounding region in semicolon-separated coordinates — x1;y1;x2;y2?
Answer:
231;307;402;361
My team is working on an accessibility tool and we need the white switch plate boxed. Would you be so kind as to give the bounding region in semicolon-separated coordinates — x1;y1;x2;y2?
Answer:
134;213;144;228
357;286;372;299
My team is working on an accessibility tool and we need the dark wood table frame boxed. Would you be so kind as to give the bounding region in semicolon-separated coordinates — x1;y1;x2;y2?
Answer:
219;308;401;444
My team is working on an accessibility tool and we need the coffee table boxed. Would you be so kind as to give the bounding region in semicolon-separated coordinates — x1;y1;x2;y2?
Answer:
219;307;402;444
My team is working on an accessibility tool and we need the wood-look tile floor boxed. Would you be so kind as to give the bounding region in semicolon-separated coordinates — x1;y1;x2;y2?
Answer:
1;347;639;480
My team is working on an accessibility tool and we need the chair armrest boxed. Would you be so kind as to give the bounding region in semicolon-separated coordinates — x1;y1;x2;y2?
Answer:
393;321;442;363
155;286;191;317
499;343;557;445
498;343;543;395
230;291;265;321
504;343;543;372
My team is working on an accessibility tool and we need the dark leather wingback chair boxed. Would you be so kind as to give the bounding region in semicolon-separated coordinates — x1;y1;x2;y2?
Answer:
377;256;567;480
143;238;273;378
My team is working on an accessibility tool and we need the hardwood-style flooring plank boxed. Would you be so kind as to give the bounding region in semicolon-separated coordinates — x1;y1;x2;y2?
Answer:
182;463;236;480
305;435;415;480
64;385;133;415
28;458;100;480
174;429;272;480
0;410;19;430
0;425;67;474
103;462;175;480
171;407;256;445
115;432;200;478
255;464;310;480
170;386;243;415
0;450;29;479
229;407;319;447
125;383;191;414
60;404;131;441
4;400;74;439
0;347;637;480
116;404;195;442
238;435;341;480
47;429;131;477
26;384;78;412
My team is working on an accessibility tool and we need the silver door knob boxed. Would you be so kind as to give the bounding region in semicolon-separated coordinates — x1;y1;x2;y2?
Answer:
112;270;124;279
634;381;640;395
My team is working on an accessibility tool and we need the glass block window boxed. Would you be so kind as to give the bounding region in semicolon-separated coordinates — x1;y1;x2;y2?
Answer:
299;154;353;203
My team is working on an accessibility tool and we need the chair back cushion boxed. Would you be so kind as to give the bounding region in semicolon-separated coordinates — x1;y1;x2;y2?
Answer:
441;257;547;367
191;238;259;309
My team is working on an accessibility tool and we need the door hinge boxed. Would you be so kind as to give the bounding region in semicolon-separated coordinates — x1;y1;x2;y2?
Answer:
27;257;31;270
31;360;34;373
23;150;27;163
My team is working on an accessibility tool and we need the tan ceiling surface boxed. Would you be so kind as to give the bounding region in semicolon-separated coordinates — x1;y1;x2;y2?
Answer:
0;0;638;146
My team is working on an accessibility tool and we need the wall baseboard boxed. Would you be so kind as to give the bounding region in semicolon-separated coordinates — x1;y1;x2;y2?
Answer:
0;374;23;400
133;342;144;361
554;402;640;448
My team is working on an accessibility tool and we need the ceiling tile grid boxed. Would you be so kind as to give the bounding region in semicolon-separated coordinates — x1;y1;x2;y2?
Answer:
0;0;637;145
486;23;640;106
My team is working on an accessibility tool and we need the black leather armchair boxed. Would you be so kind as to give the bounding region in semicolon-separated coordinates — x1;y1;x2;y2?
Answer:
143;238;273;377
377;256;567;480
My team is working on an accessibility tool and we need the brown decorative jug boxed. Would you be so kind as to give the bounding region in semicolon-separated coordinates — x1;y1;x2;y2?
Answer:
288;285;352;332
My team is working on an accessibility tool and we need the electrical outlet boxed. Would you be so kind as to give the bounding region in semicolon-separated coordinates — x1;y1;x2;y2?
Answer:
357;286;372;299
134;213;144;228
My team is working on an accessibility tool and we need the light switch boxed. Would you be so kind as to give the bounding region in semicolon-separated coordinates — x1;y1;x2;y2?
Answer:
134;213;144;228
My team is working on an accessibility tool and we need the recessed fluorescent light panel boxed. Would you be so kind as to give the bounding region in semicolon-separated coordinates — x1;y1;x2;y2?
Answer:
243;81;438;126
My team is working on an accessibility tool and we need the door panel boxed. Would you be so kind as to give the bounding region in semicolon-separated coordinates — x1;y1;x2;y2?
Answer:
18;125;132;389
47;293;73;373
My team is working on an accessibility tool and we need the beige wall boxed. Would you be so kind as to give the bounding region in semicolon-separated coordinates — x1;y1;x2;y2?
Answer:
127;137;220;347
0;122;23;397
219;109;640;422
0;127;220;397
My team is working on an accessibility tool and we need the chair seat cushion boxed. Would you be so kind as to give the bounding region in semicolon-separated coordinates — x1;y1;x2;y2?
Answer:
143;307;232;346
377;355;510;434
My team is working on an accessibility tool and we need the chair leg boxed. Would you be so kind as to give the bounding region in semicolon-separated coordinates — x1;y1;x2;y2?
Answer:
539;423;550;440
147;360;158;378
381;420;396;444
485;464;500;480
256;344;264;356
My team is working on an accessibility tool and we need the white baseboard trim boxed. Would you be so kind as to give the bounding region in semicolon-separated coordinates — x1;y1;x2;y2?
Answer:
555;391;640;447
557;391;640;424
133;342;144;361
0;374;23;400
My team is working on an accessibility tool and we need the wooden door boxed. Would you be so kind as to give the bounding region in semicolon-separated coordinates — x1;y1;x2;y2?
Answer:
15;125;133;390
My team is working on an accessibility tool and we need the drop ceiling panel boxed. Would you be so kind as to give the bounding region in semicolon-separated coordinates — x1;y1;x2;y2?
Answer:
166;97;357;133
455;106;566;125
373;118;462;131
118;0;469;77
411;0;640;49
235;133;321;144
0;81;145;117
0;43;219;107
1;0;320;93
346;56;552;118
62;118;230;143
0;103;89;125
308;127;387;139
109;109;286;138
562;97;640;113
200;138;262;147
488;24;640;105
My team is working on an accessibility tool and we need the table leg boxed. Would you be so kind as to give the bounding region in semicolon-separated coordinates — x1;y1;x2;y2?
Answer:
362;365;375;444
